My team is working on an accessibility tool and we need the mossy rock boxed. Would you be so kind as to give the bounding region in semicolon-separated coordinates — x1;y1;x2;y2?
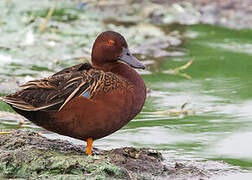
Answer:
0;130;167;179
0;130;241;179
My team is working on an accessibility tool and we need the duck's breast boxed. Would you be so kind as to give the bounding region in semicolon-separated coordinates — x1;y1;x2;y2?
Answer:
54;87;135;140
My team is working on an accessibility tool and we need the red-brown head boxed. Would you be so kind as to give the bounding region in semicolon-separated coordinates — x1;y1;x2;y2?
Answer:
91;31;145;69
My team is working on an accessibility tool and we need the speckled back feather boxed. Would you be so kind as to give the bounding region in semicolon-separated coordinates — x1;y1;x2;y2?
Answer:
0;63;129;112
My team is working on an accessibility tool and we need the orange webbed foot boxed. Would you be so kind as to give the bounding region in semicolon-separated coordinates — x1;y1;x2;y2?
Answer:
86;137;93;155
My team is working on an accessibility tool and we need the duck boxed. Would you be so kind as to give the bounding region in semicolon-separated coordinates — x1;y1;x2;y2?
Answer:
0;31;146;155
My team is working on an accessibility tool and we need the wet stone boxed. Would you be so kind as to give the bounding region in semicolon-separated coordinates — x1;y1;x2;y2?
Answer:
0;130;242;179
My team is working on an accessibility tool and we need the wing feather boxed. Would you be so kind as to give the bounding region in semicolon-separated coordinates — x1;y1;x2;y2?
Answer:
0;63;129;112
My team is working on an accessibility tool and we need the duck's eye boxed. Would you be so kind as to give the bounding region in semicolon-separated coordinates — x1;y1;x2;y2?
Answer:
106;40;115;46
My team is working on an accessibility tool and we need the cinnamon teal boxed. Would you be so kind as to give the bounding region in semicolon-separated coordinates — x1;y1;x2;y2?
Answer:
0;31;146;155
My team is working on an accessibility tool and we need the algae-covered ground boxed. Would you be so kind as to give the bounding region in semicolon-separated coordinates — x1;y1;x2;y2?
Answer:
0;130;241;179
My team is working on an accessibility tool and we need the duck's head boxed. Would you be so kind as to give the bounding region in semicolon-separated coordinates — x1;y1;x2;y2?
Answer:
91;31;145;69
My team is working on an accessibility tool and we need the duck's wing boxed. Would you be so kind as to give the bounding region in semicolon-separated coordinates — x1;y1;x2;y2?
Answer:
0;63;128;112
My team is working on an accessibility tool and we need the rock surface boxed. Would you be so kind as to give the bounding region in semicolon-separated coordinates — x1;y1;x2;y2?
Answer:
0;130;241;179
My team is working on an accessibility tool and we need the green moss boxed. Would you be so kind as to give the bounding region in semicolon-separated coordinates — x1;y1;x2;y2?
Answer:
0;148;125;179
30;65;53;72
26;7;79;22
0;100;14;112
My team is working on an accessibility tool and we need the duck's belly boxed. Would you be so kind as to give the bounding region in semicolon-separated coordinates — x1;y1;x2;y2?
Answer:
36;91;138;140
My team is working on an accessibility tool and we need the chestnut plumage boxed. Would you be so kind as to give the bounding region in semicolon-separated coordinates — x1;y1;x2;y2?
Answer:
0;31;146;155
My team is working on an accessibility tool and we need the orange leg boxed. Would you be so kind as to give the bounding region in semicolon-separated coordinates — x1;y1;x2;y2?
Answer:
86;137;93;155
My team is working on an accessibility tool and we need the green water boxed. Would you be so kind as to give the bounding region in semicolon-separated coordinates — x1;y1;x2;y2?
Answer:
1;22;252;175
142;25;252;169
